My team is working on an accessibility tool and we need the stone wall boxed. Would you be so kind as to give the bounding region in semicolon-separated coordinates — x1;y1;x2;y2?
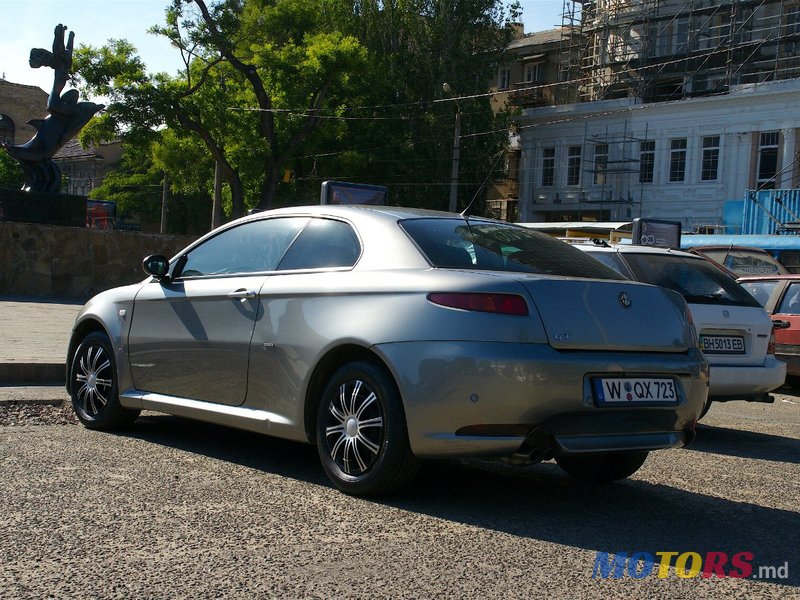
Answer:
0;221;197;300
0;80;48;145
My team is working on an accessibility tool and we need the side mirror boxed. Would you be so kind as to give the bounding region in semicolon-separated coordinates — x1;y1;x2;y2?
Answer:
142;255;170;280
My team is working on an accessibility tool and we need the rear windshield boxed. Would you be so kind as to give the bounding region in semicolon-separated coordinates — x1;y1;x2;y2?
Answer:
400;218;624;280
694;248;786;276
738;280;780;307
622;253;761;307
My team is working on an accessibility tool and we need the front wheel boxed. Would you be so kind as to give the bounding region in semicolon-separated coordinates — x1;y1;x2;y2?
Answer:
70;331;140;430
556;451;648;483
316;360;420;496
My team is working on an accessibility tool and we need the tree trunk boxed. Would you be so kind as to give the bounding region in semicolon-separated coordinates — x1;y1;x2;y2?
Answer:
257;160;282;211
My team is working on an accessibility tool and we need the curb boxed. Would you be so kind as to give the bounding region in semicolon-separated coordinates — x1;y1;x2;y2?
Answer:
0;363;65;386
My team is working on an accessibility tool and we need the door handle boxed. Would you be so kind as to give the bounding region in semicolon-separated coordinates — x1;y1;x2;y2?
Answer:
772;319;791;329
227;289;257;301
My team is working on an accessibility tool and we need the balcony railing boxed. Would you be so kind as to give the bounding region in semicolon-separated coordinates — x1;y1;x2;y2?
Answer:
508;81;550;107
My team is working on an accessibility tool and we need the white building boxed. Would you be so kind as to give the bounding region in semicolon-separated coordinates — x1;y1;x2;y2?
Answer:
518;77;800;232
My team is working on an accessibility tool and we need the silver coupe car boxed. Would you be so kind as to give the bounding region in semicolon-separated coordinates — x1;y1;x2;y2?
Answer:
66;206;709;495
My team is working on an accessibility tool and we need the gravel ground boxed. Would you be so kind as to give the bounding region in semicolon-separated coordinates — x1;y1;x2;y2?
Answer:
1;390;798;598
0;401;78;426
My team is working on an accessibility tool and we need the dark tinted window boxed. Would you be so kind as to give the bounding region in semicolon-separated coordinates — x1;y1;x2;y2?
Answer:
739;280;780;307
400;219;624;279
278;218;360;270
622;253;760;307
180;217;308;277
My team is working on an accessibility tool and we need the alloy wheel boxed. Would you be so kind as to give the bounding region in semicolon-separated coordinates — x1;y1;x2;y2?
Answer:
323;379;385;475
74;342;113;417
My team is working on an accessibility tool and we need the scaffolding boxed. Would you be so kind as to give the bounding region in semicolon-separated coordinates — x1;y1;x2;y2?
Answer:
561;0;800;103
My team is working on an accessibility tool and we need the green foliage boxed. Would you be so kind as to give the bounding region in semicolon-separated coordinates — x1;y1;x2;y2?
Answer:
72;0;519;219
0;150;23;188
89;137;211;235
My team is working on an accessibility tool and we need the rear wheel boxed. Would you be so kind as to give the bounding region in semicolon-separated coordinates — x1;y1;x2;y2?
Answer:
316;360;420;496
70;331;139;430
556;451;648;483
698;397;713;420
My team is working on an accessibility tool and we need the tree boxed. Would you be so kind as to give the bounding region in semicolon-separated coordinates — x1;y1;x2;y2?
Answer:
0;150;23;188
74;0;519;218
75;0;371;216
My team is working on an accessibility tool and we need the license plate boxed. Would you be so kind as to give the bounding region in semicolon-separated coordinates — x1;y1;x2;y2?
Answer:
593;377;678;405
700;335;745;354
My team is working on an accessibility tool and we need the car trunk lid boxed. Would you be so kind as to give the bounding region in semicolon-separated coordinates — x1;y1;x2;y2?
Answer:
521;278;692;352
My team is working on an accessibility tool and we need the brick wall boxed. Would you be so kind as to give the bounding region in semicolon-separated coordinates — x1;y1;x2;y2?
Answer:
0;221;197;300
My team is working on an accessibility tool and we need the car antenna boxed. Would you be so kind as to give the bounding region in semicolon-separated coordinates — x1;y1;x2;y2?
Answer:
460;151;506;219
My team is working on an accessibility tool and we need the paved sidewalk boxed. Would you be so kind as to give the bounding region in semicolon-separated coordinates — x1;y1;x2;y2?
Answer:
0;296;82;386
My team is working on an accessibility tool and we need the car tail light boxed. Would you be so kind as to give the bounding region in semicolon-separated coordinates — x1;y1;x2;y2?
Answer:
767;331;776;355
428;292;529;316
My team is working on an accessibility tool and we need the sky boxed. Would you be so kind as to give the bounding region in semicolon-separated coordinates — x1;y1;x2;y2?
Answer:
0;0;566;92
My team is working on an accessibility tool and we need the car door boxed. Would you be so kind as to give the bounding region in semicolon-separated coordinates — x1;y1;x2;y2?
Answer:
245;217;362;425
127;217;308;405
770;281;800;373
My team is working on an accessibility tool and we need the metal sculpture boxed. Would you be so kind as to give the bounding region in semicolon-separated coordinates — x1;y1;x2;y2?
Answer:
2;25;103;193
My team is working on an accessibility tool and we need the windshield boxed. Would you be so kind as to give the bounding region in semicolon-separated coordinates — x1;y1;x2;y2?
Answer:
400;219;625;279
622;253;761;307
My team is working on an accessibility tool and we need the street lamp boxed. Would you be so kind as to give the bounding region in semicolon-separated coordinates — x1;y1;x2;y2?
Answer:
443;83;461;213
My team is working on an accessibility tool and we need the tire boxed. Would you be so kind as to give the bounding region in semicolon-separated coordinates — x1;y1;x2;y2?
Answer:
69;331;140;430
316;360;420;496
698;397;713;420
556;451;649;483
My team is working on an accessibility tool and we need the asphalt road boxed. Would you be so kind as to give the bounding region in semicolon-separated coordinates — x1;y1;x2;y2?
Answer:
1;392;799;599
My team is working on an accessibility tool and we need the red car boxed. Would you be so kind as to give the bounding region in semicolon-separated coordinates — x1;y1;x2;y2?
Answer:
738;275;800;377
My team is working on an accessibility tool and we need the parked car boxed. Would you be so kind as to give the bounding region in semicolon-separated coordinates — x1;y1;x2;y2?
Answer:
738;274;800;378
67;206;708;495
576;242;785;417
684;245;788;277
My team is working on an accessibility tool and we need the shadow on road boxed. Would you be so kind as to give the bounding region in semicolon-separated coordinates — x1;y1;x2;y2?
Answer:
689;424;800;464
123;413;800;588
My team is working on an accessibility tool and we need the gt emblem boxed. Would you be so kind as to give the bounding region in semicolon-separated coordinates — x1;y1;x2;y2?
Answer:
723;309;730;318
618;292;632;308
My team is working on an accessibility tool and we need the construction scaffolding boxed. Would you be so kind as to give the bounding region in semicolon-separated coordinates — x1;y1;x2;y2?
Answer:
561;0;800;103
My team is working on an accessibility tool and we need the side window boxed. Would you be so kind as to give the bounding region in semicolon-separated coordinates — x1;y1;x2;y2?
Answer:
777;282;800;315
277;218;361;270
179;217;308;278
585;251;630;277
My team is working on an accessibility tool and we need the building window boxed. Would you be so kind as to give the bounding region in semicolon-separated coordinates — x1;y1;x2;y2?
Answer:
785;3;800;36
567;145;582;186
639;140;655;183
701;135;720;181
541;147;555;187
498;68;512;90
593;144;608;185
669;138;687;182
524;62;544;83
757;131;780;190
0;113;14;145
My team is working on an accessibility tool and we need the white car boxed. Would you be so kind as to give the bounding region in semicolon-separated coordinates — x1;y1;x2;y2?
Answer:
577;242;786;417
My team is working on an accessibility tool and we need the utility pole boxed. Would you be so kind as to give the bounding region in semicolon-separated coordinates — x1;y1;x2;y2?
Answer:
160;171;169;234
443;82;461;213
449;109;461;213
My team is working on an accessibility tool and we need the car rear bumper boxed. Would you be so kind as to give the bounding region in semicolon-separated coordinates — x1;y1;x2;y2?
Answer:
374;341;708;458
707;355;786;399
